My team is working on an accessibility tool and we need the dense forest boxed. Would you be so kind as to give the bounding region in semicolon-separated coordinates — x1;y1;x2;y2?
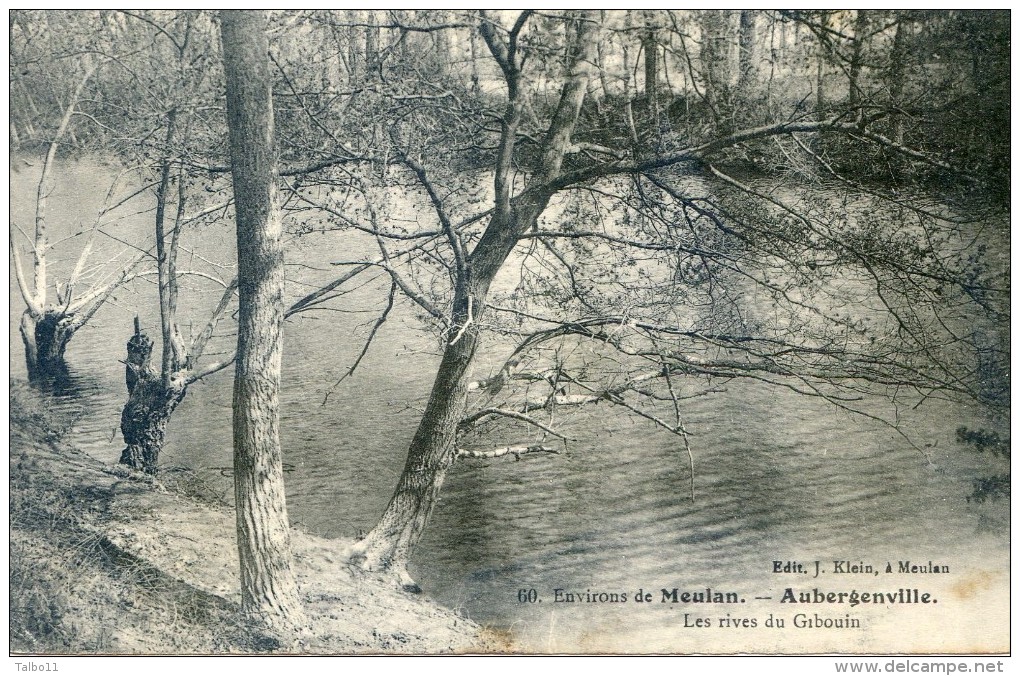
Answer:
9;10;1010;641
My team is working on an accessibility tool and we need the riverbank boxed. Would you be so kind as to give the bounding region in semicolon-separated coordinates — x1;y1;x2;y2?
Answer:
9;382;501;654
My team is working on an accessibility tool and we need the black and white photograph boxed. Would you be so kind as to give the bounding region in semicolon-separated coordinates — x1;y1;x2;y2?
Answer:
8;9;1011;657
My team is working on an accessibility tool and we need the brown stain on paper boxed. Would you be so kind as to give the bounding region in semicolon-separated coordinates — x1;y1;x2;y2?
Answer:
950;570;999;601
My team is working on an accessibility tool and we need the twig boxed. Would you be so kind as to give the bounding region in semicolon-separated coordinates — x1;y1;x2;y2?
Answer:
322;280;397;404
459;407;575;441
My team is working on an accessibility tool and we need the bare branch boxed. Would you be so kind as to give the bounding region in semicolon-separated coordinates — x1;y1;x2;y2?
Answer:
322;280;397;404
32;64;98;309
459;407;575;441
187;277;239;368
393;151;467;283
547;117;862;193
372;262;447;324
66;254;150;331
185;353;236;385
286;263;373;318
456;444;559;461
10;230;40;316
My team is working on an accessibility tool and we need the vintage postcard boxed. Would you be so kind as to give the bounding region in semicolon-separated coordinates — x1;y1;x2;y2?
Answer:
9;9;1010;658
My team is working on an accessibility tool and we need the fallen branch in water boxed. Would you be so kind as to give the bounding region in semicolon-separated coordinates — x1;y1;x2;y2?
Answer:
456;444;560;461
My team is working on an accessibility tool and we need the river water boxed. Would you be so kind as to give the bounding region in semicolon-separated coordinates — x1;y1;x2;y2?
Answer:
9;158;1010;653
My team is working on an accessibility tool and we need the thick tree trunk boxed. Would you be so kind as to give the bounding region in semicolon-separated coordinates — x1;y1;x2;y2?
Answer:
21;309;74;383
19;313;39;379
124;317;152;393
119;380;183;473
221;9;305;630
348;327;480;590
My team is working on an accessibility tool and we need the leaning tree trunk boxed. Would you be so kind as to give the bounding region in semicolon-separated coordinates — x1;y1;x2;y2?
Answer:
221;9;305;630
352;192;563;588
348;207;545;587
351;12;599;589
119;319;185;474
348;315;483;591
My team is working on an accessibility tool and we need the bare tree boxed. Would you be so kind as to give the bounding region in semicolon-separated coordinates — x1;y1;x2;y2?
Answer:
117;11;238;473
269;10;1006;590
339;11;606;588
11;62;148;384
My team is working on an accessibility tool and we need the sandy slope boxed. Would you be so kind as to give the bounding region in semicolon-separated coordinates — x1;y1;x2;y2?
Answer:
10;383;502;654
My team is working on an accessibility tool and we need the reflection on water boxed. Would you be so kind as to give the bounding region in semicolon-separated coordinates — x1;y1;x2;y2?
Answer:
10;158;1009;652
23;363;97;399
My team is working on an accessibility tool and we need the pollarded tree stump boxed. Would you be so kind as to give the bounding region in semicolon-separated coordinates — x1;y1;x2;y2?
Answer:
125;315;153;393
119;317;184;474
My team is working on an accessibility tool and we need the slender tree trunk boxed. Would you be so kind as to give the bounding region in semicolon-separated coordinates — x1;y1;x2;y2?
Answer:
364;10;379;80
346;15;361;82
642;11;660;132
469;17;481;96
621;13;639;144
737;10;756;91
848;10;868;110
351;12;599;587
596;18;611;101
815;25;827;118
221;9;305;630
153;112;183;381
701;10;734;130
888;13;909;145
